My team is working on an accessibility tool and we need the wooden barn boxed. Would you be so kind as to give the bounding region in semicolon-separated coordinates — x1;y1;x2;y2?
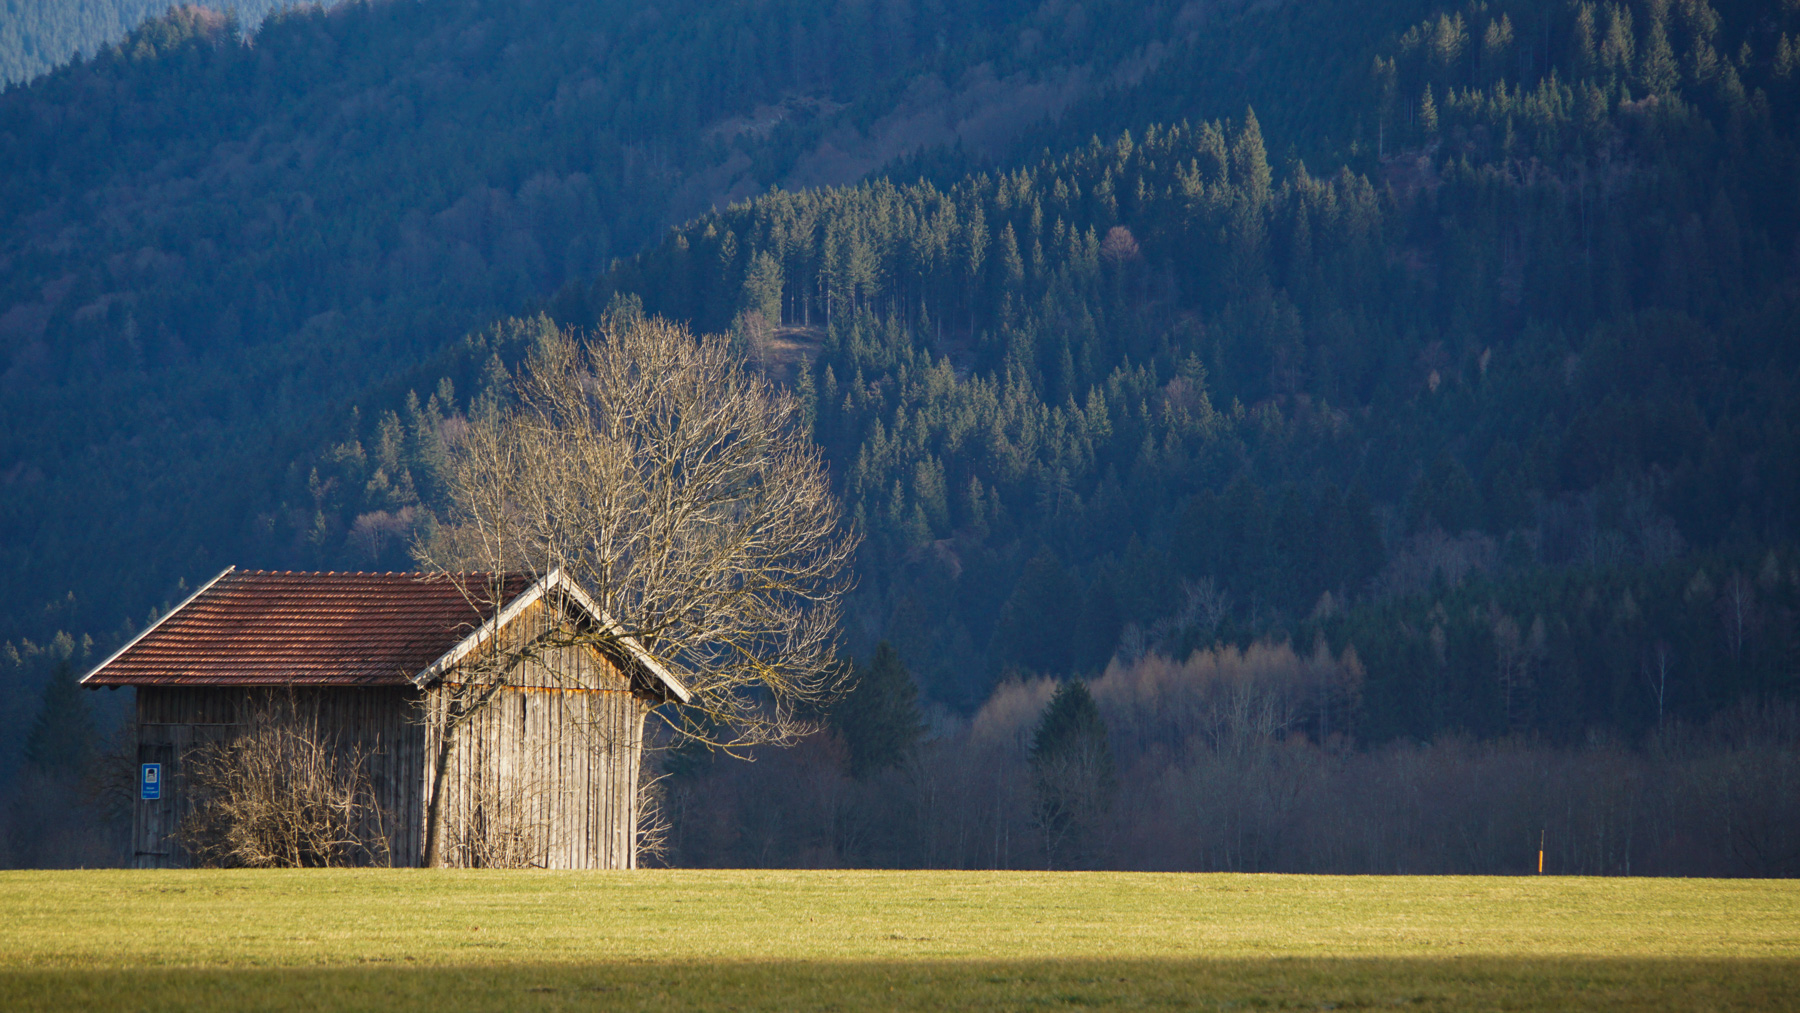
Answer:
81;567;688;869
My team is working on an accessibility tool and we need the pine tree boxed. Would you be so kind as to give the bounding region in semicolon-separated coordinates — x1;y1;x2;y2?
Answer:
24;662;96;776
1420;84;1439;136
830;642;925;779
1639;16;1678;95
1029;679;1116;868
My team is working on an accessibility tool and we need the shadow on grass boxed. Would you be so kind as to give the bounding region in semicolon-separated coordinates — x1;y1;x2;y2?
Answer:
4;957;1796;1011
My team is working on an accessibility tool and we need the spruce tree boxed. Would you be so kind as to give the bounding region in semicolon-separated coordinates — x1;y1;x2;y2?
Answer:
24;662;96;777
991;548;1081;675
1639;17;1679;95
830;642;925;780
1029;680;1116;868
1420;84;1439;136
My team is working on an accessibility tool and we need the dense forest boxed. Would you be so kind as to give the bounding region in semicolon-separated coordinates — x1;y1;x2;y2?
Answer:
3;0;1798;869
0;0;1225;652
0;0;297;86
558;0;1800;745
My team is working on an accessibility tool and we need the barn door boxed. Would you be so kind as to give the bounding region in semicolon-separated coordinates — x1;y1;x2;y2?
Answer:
134;740;177;868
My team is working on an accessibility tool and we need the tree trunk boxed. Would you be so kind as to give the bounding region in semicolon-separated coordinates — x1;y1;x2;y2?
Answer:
421;718;457;868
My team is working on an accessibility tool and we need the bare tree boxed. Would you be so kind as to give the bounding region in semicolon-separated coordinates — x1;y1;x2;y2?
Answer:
1718;571;1757;663
1490;605;1545;735
1644;640;1673;730
1165;577;1233;649
415;312;858;865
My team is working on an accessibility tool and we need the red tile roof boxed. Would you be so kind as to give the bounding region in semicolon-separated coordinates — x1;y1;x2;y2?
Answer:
82;569;537;687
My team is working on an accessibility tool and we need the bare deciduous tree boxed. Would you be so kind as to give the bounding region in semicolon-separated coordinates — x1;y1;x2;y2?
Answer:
1491;605;1546;735
1718;571;1758;662
414;311;858;865
1645;640;1673;729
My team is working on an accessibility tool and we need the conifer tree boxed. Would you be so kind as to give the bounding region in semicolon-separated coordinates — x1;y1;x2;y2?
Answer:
1230;109;1272;208
1029;679;1115;868
830;642;925;780
24;662;95;777
1640;16;1679;95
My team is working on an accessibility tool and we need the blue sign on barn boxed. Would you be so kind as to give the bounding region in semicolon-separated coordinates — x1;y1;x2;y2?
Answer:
140;763;162;800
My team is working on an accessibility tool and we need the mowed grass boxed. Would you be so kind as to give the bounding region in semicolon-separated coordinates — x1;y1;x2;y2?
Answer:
1;869;1796;1010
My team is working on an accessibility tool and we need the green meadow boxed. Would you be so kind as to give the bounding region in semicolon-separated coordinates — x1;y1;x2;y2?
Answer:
1;870;1795;1010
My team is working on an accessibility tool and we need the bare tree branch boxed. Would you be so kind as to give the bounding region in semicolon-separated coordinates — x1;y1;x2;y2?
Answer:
416;314;859;754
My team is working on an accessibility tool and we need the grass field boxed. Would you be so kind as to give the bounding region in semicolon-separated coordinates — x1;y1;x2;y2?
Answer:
1;870;1795;1010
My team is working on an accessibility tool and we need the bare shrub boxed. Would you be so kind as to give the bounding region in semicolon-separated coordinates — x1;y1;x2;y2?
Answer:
634;771;674;868
179;694;390;868
442;758;552;869
1089;639;1362;762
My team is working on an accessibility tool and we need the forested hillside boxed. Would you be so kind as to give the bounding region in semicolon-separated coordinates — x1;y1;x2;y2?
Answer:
4;0;1799;868
0;0;1199;653
542;0;1800;743
0;0;295;86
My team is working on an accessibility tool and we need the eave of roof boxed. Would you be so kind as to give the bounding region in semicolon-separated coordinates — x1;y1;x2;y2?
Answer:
79;565;238;685
412;569;691;704
546;572;692;705
81;569;534;688
78;568;688;703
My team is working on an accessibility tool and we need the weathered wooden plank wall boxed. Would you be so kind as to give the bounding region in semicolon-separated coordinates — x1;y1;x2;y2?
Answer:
134;686;427;868
422;600;647;869
132;599;652;870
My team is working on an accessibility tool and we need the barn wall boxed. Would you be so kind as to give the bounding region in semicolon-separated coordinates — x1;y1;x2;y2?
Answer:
134;686;426;868
131;599;658;870
423;601;649;869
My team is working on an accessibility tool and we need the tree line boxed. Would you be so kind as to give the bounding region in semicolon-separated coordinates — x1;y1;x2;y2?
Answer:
665;640;1800;876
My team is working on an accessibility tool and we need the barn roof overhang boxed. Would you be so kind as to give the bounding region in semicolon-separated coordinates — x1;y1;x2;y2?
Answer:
411;569;691;704
79;566;690;704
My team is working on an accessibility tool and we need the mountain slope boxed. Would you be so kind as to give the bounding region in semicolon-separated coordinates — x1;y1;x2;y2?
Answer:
0;0;299;86
525;0;1799;737
5;0;1799;746
0;0;1203;646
